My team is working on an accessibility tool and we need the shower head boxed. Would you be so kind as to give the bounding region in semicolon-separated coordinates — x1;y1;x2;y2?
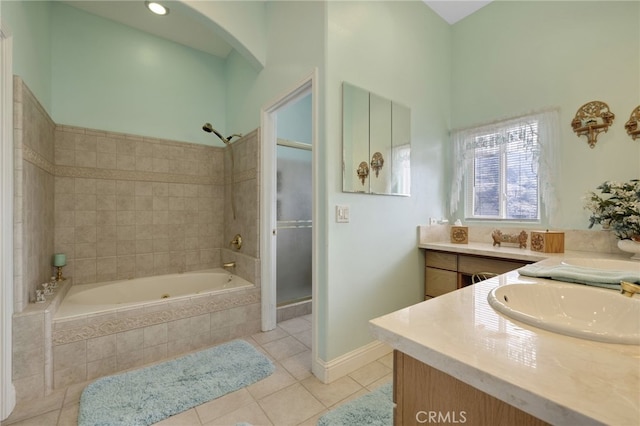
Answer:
202;122;228;144
202;123;242;144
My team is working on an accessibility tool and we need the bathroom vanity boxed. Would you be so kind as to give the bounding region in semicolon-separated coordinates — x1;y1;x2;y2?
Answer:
370;253;640;426
424;250;533;298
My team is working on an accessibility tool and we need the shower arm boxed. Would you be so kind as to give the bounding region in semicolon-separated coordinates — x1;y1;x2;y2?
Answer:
202;123;242;220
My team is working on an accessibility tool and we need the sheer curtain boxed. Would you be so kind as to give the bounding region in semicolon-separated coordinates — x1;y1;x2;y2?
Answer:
450;109;560;222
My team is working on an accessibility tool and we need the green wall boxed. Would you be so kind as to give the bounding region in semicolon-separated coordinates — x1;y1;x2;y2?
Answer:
451;0;640;230
325;0;451;359
2;0;52;111
50;2;227;146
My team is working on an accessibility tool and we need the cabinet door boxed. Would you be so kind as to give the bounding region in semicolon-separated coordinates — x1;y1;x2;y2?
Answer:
425;267;457;297
458;255;529;275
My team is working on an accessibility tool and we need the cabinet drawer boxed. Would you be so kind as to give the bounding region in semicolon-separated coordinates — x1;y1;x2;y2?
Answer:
425;251;457;271
458;255;528;275
425;267;457;297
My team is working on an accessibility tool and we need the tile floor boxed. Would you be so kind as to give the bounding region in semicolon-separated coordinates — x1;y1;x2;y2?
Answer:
2;314;393;426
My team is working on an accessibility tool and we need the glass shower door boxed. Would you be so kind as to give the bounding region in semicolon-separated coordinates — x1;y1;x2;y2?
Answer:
276;144;312;305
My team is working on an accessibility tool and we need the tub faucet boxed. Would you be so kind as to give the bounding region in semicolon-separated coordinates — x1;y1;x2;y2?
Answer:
230;234;242;250
223;261;236;270
620;281;640;297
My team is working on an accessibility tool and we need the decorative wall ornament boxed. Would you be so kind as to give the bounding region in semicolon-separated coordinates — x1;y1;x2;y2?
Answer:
357;161;369;185
570;101;615;148
370;152;384;177
624;105;640;140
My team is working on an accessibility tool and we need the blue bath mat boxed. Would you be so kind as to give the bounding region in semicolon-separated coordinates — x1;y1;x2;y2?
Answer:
78;339;274;426
317;382;393;426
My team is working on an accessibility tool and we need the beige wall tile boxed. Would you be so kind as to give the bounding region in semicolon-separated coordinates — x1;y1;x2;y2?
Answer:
86;335;116;362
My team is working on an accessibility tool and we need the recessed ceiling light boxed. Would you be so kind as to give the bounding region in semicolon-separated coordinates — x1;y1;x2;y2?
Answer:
145;1;169;16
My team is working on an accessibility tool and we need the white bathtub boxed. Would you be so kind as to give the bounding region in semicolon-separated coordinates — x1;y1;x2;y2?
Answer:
54;269;254;320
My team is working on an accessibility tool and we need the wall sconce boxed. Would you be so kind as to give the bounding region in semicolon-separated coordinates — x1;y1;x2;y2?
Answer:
370;152;384;177
570;101;615;148
624;105;640;140
356;161;369;185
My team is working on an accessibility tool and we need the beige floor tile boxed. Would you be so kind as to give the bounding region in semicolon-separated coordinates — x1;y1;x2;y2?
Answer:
348;360;392;387
367;374;392;391
2;389;65;425
261;336;307;361
277;317;311;335
154;408;201;425
279;350;312;381
195;388;255;424
291;329;311;348
3;409;59;426
258;383;324;426
377;352;393;369
324;387;370;411
56;403;79;426
301;375;363;407
251;327;289;345
246;363;297;401
63;381;91;406
203;401;272;426
297;409;328;426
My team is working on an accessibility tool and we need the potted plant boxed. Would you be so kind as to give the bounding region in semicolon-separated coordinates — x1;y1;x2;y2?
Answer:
584;179;640;259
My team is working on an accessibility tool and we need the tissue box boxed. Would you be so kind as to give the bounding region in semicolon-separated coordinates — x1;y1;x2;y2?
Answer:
450;226;469;244
530;231;564;253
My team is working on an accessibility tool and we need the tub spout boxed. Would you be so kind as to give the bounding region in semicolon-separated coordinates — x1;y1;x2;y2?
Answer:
223;261;236;270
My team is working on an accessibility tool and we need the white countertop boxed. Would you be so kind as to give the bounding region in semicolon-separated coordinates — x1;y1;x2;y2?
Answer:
370;251;640;426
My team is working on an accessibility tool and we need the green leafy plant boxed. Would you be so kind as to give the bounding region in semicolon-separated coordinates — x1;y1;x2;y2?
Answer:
585;179;640;240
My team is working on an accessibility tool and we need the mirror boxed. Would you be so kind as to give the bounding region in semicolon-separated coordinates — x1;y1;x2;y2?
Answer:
342;82;411;196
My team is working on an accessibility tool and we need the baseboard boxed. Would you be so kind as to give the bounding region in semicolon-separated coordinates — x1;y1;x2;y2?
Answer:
311;340;392;384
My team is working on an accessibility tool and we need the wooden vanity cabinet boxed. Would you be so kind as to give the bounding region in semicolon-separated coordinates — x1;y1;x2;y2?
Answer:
393;350;548;426
424;250;531;299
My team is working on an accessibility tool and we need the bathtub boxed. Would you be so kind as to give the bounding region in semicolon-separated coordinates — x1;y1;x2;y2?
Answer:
51;268;261;390
54;268;254;320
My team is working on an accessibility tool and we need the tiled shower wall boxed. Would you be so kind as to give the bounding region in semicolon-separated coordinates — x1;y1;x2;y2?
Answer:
13;77;56;313
52;126;226;285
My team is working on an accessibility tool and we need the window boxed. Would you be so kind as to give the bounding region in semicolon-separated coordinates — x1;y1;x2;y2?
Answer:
467;122;539;220
450;110;559;222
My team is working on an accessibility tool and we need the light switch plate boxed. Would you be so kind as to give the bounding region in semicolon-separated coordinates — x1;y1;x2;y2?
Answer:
336;205;350;223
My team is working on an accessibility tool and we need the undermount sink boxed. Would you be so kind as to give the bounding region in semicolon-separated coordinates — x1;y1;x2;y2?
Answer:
488;282;640;344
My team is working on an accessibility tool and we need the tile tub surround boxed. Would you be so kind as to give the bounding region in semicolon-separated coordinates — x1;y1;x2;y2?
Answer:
52;285;261;390
13;76;56;313
11;77;261;404
12;279;71;404
52;125;260;286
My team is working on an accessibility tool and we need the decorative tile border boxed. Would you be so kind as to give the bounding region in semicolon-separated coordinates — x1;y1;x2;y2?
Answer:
52;288;260;345
55;164;214;185
23;143;256;186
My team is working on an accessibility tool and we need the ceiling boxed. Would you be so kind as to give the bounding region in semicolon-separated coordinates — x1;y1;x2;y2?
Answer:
62;1;233;58
423;1;492;24
63;0;492;59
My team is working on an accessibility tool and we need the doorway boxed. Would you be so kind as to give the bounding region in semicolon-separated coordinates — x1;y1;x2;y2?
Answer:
260;70;317;341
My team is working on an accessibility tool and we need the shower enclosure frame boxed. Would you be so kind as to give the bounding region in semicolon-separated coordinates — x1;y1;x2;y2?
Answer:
260;69;318;358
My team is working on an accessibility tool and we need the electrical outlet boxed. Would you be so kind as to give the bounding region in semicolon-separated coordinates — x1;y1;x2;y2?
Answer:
429;217;438;226
336;205;350;223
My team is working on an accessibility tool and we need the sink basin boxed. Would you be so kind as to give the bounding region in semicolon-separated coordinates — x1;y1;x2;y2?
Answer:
488;283;640;344
561;258;640;272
